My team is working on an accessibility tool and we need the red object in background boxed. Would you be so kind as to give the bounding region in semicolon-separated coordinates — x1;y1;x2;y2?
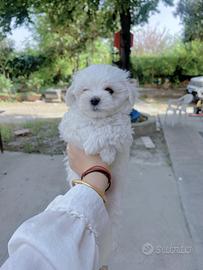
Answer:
114;31;120;49
114;31;134;49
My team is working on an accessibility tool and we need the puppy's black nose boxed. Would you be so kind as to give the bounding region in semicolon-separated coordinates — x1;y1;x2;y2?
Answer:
90;97;100;106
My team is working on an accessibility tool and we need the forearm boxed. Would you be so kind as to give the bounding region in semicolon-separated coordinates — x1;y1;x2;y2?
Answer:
1;185;110;270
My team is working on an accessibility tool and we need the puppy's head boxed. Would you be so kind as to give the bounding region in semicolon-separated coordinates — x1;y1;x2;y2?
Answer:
66;64;138;118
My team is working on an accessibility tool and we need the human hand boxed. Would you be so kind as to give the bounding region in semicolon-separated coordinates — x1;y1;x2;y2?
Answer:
67;144;110;193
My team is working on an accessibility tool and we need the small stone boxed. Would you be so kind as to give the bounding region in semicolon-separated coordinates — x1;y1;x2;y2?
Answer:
14;129;31;136
141;136;156;149
178;177;183;181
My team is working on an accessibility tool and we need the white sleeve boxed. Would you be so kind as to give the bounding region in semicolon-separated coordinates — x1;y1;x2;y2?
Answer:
1;185;111;270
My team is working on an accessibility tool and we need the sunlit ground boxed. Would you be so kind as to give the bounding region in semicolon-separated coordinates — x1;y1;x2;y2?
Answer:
0;101;67;123
0;99;170;124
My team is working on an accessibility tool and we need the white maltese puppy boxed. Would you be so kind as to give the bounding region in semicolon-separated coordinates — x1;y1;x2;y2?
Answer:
59;64;137;256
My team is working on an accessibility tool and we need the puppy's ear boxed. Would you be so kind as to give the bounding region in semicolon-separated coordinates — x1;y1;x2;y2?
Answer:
65;84;75;106
126;79;139;106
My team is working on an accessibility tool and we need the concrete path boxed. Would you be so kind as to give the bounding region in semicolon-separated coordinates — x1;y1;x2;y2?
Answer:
162;117;203;269
0;127;200;269
161;116;203;270
109;136;196;270
0;152;66;265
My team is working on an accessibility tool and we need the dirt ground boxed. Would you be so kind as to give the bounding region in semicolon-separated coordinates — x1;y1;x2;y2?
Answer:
0;101;67;123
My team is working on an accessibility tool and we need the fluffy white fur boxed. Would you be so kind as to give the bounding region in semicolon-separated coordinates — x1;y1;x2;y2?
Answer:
59;64;138;257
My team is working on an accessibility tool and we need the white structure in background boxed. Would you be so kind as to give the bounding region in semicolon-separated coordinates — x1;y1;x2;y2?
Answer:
165;94;194;126
186;76;203;98
45;88;62;102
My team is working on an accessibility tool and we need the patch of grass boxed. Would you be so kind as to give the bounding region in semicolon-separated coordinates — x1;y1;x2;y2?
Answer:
23;119;60;137
1;119;64;154
0;124;14;143
23;143;36;153
23;120;46;134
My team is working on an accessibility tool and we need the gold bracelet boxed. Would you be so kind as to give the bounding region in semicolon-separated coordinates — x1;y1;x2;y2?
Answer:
72;179;106;203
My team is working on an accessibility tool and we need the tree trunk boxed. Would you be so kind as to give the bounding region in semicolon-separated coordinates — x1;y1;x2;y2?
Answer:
119;8;131;71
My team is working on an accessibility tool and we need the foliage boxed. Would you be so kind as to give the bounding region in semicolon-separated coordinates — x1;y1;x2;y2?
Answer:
23;119;59;138
12;76;28;93
0;38;14;76
28;26;111;87
0;124;13;143
0;0;173;71
132;40;203;84
6;54;46;78
0;1;114;61
0;0;173;33
172;41;203;76
25;76;44;92
176;0;203;41
0;74;13;93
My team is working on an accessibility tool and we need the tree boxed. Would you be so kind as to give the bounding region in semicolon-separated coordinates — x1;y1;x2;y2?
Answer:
0;0;173;71
31;15;111;83
132;25;173;55
176;0;203;41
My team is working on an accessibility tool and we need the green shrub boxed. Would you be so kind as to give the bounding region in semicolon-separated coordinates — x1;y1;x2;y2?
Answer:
7;54;46;78
13;76;28;93
26;76;44;92
0;125;13;143
131;55;178;84
0;74;13;93
131;40;203;84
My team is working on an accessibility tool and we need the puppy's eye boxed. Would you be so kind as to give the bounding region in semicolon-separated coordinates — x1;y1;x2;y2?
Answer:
83;88;89;92
105;87;114;95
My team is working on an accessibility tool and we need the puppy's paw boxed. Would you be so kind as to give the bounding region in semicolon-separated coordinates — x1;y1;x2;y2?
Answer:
83;139;99;155
100;147;116;165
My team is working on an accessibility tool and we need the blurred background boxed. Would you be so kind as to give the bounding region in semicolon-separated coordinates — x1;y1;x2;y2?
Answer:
1;2;203;268
0;0;202;101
